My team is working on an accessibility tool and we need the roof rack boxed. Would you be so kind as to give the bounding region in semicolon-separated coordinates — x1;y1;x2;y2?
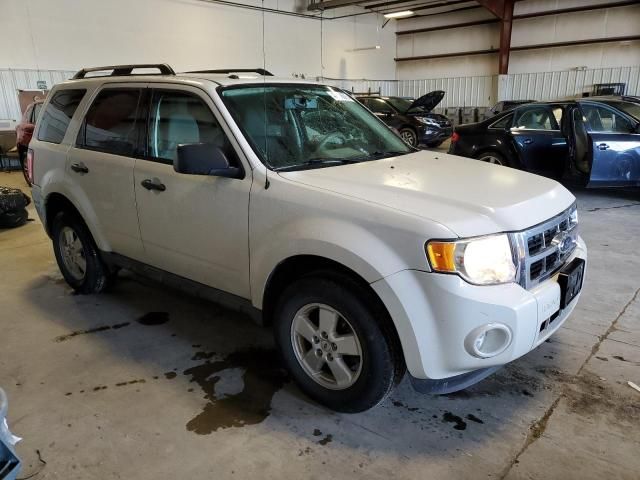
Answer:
185;68;274;77
72;63;176;79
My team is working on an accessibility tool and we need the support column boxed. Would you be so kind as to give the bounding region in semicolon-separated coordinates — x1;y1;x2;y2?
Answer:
476;0;515;74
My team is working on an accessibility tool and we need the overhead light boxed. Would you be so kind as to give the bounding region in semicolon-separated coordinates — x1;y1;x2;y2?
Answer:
384;10;414;19
347;45;381;52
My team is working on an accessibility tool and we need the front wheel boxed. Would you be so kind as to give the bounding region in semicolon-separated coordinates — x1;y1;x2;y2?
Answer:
399;128;418;147
274;274;404;413
51;211;111;294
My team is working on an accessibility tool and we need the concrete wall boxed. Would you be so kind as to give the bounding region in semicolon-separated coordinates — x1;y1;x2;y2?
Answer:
396;0;640;79
1;0;395;80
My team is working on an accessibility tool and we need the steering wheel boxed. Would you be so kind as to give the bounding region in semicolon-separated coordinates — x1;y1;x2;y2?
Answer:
316;132;347;152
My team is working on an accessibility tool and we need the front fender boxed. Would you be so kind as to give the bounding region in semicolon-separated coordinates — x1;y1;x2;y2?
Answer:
250;217;417;309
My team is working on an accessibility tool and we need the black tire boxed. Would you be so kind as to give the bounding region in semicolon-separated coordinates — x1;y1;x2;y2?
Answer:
274;273;405;413
51;211;111;294
18;145;31;187
399;128;418;147
0;209;28;228
475;150;511;167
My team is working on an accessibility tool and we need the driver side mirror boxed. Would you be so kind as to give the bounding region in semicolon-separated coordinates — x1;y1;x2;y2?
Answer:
174;144;242;178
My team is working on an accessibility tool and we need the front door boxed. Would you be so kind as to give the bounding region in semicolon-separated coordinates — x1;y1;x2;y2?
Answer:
510;104;569;178
579;102;640;187
67;85;146;260
133;85;252;298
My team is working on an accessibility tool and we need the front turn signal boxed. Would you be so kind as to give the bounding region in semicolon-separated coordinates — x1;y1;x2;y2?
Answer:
426;241;457;272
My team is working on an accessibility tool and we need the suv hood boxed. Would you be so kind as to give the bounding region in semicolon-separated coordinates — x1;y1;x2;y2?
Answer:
278;151;575;238
407;90;445;113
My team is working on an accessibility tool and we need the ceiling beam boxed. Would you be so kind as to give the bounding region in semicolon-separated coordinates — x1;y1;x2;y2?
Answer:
397;17;498;35
476;0;513;74
364;0;470;11
307;0;365;11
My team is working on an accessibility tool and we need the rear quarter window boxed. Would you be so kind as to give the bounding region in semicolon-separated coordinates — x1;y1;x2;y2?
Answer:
37;89;85;144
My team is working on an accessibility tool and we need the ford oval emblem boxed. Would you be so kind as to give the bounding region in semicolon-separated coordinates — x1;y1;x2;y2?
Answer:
552;231;574;255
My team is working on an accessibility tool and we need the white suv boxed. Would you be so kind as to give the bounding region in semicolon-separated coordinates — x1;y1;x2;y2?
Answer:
29;64;587;412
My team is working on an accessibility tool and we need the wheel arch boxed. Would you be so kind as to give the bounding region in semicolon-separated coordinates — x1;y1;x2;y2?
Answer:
44;191;110;251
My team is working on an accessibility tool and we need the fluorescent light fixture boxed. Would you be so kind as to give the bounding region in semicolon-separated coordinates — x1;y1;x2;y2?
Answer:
347;45;381;52
384;10;414;19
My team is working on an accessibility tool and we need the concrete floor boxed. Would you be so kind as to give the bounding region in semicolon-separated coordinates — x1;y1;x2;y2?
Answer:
1;168;639;480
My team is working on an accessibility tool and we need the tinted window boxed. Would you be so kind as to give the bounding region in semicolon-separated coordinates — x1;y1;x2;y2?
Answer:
80;89;143;156
37;89;85;143
368;98;394;114
148;90;235;165
490;113;513;129
581;104;633;133
514;106;560;130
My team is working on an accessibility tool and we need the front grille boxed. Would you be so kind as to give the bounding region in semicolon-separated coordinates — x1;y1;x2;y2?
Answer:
511;204;578;289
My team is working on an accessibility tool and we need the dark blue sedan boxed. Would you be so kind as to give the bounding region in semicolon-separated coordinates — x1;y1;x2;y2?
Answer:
449;97;640;187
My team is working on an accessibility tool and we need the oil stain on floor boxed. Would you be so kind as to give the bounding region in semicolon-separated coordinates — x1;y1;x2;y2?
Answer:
182;348;289;434
137;312;169;326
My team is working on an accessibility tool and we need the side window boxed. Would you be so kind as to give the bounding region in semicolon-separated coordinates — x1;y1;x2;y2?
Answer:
489;113;513;129
147;90;236;165
368;99;393;114
79;89;143;157
581;104;633;133
37;89;85;144
514;106;560;130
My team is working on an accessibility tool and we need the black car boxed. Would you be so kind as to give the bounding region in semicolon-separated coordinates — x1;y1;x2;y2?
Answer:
357;91;452;148
449;97;640;187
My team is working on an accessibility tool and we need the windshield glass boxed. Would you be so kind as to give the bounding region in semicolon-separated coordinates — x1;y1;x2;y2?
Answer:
220;85;412;170
386;97;425;114
612;101;640;121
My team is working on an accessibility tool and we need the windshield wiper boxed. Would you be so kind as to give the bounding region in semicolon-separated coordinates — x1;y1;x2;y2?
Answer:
354;150;412;161
275;158;362;172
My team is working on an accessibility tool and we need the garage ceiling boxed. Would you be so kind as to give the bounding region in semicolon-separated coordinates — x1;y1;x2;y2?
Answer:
308;0;478;16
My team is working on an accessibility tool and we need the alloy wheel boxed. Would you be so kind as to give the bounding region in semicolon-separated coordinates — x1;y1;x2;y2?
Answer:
290;303;363;390
59;226;87;281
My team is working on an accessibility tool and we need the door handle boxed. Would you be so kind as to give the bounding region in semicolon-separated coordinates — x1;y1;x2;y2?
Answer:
597;143;610;150
70;162;89;173
523;138;533;145
141;178;166;192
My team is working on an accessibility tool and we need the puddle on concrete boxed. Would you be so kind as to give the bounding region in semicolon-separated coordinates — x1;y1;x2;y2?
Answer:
318;434;333;445
466;413;484;424
137;312;169;325
183;348;288;434
54;322;130;342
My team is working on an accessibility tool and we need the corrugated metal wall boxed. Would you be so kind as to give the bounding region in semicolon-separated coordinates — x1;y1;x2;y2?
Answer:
502;66;640;101
322;75;496;108
322;65;640;108
0;69;74;121
2;66;638;122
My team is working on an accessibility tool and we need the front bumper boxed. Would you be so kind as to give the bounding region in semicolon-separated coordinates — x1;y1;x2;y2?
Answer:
371;236;587;382
419;126;452;145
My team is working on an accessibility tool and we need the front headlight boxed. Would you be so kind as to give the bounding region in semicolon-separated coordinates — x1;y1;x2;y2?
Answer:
415;116;439;126
426;234;517;285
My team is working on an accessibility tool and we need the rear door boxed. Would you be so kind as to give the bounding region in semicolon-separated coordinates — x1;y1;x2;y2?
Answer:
68;84;146;260
579;102;640;187
510;104;569;177
133;84;251;298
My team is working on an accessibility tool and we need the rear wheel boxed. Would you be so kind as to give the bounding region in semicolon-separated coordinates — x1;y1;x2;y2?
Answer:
274;274;404;413
51;211;111;294
476;150;510;167
399;128;418;147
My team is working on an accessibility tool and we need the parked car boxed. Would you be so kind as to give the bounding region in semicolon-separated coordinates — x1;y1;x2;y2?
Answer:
356;91;452;147
488;100;534;115
30;64;586;413
16;99;44;185
449;97;640;187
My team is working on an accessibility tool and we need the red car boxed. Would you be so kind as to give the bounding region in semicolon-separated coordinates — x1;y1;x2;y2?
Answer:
16;99;44;185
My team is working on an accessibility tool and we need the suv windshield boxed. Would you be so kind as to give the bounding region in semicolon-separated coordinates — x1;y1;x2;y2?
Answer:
220;85;411;171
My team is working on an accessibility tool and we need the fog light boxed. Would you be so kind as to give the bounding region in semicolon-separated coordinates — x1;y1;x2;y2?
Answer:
465;324;512;358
